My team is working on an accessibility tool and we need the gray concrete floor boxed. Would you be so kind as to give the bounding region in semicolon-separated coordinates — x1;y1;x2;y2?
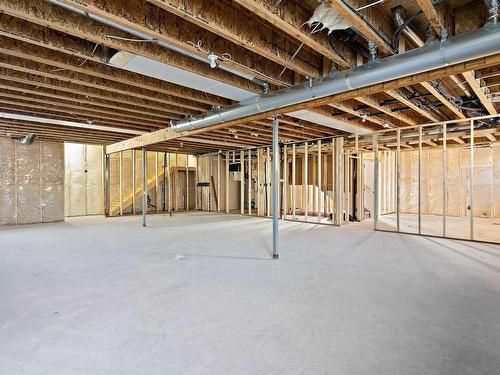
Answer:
1;213;500;375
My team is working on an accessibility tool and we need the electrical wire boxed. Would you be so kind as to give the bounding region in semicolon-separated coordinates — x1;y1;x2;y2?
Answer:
219;53;292;87
327;34;354;68
392;0;444;52
49;43;99;73
187;40;290;86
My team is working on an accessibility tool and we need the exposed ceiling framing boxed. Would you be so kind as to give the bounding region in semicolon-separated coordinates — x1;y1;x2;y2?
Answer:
0;0;497;154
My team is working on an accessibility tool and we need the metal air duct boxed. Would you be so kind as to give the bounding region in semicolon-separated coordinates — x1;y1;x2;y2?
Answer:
171;22;500;133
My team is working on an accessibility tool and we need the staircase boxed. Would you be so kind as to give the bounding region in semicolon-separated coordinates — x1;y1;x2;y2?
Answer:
110;169;165;216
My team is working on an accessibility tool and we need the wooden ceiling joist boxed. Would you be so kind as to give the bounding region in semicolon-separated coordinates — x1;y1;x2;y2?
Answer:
0;0;431;137
354;95;418;126
0;101;163;132
326;0;394;55
106;51;500;154
0;89;169;128
146;0;322;79
232;0;354;69
462;70;498;116
384;89;440;122
0;0;262;93
0;67;184;118
0;13;230;107
0;79;180;122
54;0;296;86
415;0;447;35
420;81;466;119
0;48;208;113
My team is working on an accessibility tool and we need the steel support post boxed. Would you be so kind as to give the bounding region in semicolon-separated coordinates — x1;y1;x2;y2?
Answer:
418;127;422;234
373;133;379;230
142;147;147;227
292;144;296;220
163;152;167;212
272;117;280;260
396;129;401;232
470;120;474;240
104;153;110;217
442;125;447;237
317;140;322;224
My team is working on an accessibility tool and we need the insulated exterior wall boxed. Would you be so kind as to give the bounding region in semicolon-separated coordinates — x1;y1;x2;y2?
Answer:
0;137;64;225
64;143;103;217
399;144;500;218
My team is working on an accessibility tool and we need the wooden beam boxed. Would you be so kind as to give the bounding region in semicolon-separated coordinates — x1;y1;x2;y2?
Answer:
232;0;354;68
0;79;177;122
416;0;446;35
462;71;497;115
354;95;417;125
0;50;205;114
0;102;161;132
384;89;440;122
421;81;466;119
146;0;322;79
55;0;295;86
326;0;394;55
0;0;262;93
0;88;168;128
0;14;229;107
328;102;387;127
320;2;439;121
450;136;465;144
423;139;438;147
106;52;500;153
0;66;184;118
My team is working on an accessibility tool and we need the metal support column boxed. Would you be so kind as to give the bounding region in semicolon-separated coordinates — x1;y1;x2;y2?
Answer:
226;151;230;214
104;153;110;217
272;117;280;260
396;129;401;232
442;125;447;237
292;144;296;220
167;152;172;216
373;133;379;230
418;127;422;235
163;152;167;212
283;145;288;220
132;150;136;214
119;152;123;215
304;142;309;222
248;149;251;215
240;150;244;215
142;147;147;227
470;119;474;240
317;140;322;223
334;137;343;226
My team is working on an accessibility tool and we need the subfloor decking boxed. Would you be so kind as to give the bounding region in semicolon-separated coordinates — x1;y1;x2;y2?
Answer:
1;213;500;374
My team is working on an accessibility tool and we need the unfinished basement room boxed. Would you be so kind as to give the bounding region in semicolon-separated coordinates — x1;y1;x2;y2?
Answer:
1;0;500;373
